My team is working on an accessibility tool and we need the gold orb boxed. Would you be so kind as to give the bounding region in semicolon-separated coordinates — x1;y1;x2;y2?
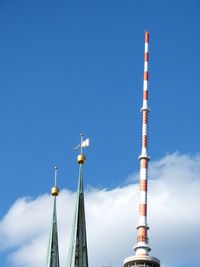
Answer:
51;186;59;196
77;154;86;164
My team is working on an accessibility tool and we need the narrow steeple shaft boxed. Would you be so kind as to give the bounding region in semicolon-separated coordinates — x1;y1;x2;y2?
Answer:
68;133;89;267
46;167;60;267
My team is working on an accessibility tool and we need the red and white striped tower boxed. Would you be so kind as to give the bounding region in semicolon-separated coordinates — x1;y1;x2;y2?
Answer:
134;31;150;256
124;32;160;267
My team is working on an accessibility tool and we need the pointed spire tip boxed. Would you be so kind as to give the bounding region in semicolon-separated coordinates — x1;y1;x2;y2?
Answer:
51;165;59;197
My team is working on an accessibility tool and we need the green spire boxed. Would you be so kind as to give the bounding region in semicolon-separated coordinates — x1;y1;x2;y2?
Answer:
68;162;89;267
46;167;60;267
68;133;89;267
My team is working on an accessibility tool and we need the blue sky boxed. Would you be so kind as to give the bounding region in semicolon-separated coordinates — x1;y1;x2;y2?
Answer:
0;1;200;267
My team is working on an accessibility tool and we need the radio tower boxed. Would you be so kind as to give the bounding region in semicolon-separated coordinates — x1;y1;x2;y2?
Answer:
124;32;160;267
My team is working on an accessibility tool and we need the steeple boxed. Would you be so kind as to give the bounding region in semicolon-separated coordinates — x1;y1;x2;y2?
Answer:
68;133;89;267
46;166;60;267
124;33;160;267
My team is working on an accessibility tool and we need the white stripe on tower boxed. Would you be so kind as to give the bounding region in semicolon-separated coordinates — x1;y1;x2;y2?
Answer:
134;32;151;256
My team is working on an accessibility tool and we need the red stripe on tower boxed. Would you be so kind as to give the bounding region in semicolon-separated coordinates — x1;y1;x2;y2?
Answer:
145;32;149;43
144;72;148;81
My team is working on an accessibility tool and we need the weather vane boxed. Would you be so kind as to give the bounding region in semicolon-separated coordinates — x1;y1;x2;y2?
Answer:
73;133;90;164
73;132;90;154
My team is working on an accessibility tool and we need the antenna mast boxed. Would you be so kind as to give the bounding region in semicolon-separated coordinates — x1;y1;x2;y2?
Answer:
124;32;160;267
134;31;150;256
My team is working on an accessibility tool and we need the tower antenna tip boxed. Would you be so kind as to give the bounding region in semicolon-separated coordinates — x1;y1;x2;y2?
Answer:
145;32;149;42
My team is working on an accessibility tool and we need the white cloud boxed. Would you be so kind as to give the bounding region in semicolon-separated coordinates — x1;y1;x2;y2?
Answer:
0;153;200;267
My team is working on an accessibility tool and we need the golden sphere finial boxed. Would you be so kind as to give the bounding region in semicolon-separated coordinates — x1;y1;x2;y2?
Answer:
51;186;59;196
77;154;86;164
51;165;59;196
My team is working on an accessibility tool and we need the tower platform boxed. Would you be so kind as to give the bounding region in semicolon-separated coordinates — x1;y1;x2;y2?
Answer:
124;255;160;267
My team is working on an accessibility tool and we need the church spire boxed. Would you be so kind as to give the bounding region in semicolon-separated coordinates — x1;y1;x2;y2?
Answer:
46;166;60;267
68;133;89;267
